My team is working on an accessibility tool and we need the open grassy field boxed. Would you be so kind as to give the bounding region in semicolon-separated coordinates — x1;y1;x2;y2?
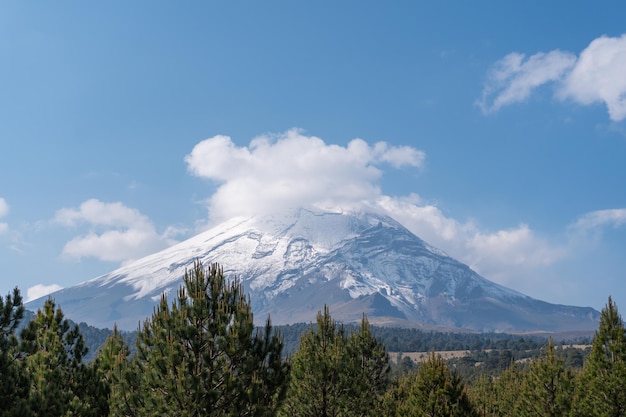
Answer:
389;344;591;364
389;350;475;363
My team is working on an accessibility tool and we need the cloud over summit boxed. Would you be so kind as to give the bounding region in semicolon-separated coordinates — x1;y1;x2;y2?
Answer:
185;129;425;221
184;129;573;295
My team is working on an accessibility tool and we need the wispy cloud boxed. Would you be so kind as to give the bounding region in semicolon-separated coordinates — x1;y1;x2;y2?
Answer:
54;199;178;263
570;208;626;233
479;34;626;121
477;50;576;113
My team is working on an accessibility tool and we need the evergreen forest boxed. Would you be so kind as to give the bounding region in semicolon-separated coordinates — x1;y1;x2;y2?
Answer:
1;260;624;416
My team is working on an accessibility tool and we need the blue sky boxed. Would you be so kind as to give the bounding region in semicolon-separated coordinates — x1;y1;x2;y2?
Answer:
1;2;625;312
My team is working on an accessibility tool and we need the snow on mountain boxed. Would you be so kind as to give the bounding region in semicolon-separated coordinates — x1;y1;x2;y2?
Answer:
26;208;599;332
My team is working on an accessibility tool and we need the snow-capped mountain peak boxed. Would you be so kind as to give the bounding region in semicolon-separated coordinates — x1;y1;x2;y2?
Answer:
27;208;599;332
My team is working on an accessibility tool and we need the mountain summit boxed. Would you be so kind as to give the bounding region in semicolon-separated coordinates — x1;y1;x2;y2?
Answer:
27;208;599;332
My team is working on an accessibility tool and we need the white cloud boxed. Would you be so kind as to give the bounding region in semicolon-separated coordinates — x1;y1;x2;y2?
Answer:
374;194;468;244
479;34;626;121
379;200;626;297
0;197;8;218
466;224;565;281
26;284;63;303
477;50;576;113
558;34;626;122
55;199;148;228
54;199;177;263
570;208;626;232
0;197;8;235
372;141;426;168
373;195;565;290
185;129;425;222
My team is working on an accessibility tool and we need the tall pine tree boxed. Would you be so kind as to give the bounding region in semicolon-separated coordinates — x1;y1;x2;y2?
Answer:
0;288;30;417
466;363;523;417
467;375;497;417
344;314;391;416
20;298;108;417
280;307;390;417
571;296;626;417
96;325;142;416
103;260;289;417
280;305;347;417
516;338;574;417
384;351;478;417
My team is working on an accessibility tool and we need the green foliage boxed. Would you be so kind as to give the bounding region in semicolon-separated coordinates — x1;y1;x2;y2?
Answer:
561;345;586;368
0;287;24;341
96;325;142;416
384;351;478;417
345;315;391;416
4;281;624;417
79;321;116;362
273;323;553;362
393;352;417;377
467;364;526;417
280;305;348;417
466;375;497;417
20;298;108;417
372;327;545;353
488;364;521;417
280;307;390;417
571;296;626;417
0;288;30;417
100;261;290;417
516;338;575;417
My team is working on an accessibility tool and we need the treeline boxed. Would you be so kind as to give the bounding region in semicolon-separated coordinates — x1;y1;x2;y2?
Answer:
1;261;624;416
77;314;580;363
372;327;548;352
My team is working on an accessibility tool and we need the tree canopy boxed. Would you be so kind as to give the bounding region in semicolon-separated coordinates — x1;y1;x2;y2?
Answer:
2;275;626;417
101;261;290;417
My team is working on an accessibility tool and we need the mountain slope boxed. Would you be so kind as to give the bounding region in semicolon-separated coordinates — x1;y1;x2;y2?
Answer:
27;208;599;332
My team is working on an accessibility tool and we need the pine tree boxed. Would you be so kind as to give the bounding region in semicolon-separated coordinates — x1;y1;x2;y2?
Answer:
0;288;24;342
571;296;626;417
516;337;574;417
20;298;108;416
0;288;30;417
281;308;391;417
490;363;522;417
385;351;478;417
96;325;142;416
467;375;497;417
280;305;347;417
466;364;524;417
107;260;289;417
344;314;391;416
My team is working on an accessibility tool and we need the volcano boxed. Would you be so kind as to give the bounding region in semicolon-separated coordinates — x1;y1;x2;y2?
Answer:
27;208;599;332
